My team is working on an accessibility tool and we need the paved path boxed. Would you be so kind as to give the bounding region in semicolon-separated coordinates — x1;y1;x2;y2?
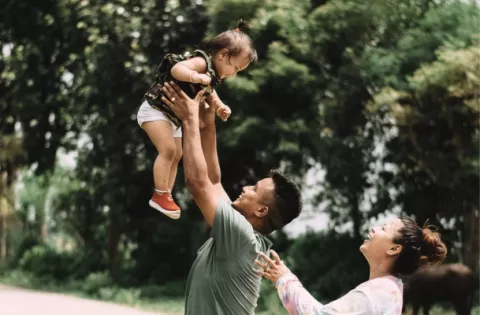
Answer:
0;285;163;315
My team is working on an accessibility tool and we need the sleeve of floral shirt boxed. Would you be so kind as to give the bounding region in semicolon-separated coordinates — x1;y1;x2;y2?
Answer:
275;274;402;315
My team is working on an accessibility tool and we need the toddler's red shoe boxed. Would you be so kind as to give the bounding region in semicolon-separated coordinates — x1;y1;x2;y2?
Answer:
149;192;181;219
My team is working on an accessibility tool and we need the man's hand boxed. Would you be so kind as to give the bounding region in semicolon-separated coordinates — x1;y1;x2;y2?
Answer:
161;82;205;121
200;101;216;128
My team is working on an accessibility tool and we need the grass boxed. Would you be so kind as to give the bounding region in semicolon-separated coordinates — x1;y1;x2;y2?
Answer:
131;298;185;315
403;306;480;315
0;270;477;315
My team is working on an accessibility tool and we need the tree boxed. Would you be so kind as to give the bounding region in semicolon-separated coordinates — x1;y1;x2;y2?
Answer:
368;46;480;272
291;0;442;238
0;134;23;261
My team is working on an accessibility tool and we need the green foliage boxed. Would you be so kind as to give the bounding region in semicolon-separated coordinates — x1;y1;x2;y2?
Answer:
10;233;42;264
207;0;261;35
0;269;38;288
256;280;289;315
140;281;186;298
82;272;114;296
363;0;479;90
18;245;78;280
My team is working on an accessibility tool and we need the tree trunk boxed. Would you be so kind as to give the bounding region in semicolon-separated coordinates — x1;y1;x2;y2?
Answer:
0;133;21;261
39;177;51;242
350;194;362;239
0;171;5;261
0;216;6;260
107;209;121;272
41;223;48;241
463;206;479;274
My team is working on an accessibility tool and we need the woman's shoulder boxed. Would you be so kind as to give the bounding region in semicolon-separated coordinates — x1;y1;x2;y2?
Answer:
359;276;403;292
356;276;403;315
357;276;403;305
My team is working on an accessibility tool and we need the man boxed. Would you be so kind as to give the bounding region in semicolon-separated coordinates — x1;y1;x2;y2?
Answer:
161;82;303;315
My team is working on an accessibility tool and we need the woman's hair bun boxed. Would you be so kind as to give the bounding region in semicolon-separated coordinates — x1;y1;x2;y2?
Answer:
419;227;447;265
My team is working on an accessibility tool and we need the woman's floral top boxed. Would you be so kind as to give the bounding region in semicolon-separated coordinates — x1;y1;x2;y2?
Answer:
275;273;403;315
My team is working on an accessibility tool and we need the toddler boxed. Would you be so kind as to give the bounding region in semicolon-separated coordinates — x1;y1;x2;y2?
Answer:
137;20;257;219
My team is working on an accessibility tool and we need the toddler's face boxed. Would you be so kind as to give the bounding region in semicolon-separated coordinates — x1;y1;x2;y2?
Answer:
214;49;251;80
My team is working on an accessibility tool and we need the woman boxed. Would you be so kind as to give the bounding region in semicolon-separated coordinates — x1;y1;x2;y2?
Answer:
255;217;447;315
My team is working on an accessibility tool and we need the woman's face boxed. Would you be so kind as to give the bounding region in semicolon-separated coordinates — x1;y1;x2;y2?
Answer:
360;218;405;263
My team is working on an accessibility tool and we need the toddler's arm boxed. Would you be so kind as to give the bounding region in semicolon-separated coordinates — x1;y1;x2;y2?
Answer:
171;57;211;85
206;91;231;121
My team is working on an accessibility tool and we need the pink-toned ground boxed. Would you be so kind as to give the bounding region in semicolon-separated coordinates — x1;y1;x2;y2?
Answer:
0;285;163;315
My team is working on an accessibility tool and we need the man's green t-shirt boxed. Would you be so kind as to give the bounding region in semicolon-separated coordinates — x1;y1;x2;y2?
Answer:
184;200;272;315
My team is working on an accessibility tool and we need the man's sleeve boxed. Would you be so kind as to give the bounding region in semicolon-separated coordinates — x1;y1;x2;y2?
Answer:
211;200;255;257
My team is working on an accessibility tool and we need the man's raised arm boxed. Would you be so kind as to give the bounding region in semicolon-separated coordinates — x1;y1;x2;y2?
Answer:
161;82;220;226
199;105;230;202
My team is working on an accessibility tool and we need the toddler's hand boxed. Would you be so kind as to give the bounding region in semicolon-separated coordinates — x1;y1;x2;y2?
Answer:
192;73;212;85
216;104;231;122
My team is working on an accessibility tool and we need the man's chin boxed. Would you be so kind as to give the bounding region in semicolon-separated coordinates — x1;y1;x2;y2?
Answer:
231;199;239;209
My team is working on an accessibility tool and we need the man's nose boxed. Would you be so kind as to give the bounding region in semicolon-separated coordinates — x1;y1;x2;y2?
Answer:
244;185;253;192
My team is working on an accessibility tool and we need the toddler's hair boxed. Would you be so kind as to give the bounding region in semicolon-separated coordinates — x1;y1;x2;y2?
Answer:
202;19;258;63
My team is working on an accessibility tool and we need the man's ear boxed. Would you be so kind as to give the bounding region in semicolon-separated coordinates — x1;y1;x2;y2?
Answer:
387;244;403;257
256;205;269;218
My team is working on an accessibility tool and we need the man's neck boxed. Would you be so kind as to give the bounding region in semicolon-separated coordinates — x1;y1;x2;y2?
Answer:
231;204;269;235
251;222;270;235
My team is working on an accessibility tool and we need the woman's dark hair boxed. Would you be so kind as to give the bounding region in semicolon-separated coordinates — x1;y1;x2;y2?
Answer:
202;19;258;63
391;216;447;276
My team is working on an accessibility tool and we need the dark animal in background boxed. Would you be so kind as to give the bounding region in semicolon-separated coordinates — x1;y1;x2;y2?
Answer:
403;263;478;315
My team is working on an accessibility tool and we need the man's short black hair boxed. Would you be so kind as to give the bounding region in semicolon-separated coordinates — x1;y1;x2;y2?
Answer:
265;169;302;232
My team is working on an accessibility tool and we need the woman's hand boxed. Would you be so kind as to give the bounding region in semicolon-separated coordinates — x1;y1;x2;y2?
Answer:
161;81;205;121
255;250;293;284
